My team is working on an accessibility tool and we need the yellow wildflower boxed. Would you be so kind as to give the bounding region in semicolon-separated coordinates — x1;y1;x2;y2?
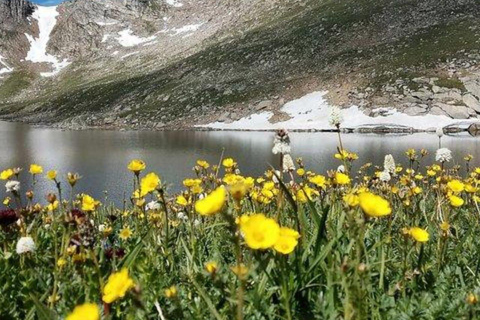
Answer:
334;172;351;185
196;160;210;169
57;257;67;268
29;164;43;175
274;227;300;254
140;172;161;196
195;186;227;216
408;227;429;242
127;159;146;174
66;303;99;320
119;227;132;240
447;180;465;193
205;261;218;274
467;293;478;305
239;213;280;249
0;169;14;180
176;195;189;206
164;286;177;298
465;184;478;193
46;170;57;180
222;158;236;168
297;168;305;176
231;264;249;278
440;221;450;232
183;178;202;188
102;268;135;304
449;195;464;207
343;193;360;207
359;192;391;218
82;194;96;212
309;175;327;188
47;200;59;212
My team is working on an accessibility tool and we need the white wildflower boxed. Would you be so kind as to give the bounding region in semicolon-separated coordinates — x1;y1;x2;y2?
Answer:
193;219;201;227
177;211;188;220
329;106;344;127
146;201;161;211
379;170;391;182
5;180;20;193
436;148;452;163
98;224;106;232
272;129;291;154
337;165;345;173
436;127;444;138
383;154;396;174
282;154;296;172
16;236;36;254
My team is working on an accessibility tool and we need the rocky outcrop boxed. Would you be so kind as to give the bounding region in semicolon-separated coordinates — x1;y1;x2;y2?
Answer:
0;0;34;25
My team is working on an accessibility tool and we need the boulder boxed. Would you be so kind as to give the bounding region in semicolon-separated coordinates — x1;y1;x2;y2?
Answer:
464;80;480;99
434;103;471;119
411;90;432;101
255;100;273;111
433;89;463;102
463;94;480;113
403;105;427;116
217;112;230;122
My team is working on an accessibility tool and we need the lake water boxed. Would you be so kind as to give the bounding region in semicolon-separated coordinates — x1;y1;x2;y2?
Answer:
0;121;479;205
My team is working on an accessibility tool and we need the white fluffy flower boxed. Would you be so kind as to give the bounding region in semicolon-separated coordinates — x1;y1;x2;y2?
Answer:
436;127;444;138
436;148;452;163
16;236;36;254
193;219;201;227
177;211;188;220
379;170;391;182
383;154;396;174
5;180;20;193
272;139;291;154
282;154;296;172
272;130;291;154
329;106;344;127
98;224;106;232
337;165;345;173
146;201;161;211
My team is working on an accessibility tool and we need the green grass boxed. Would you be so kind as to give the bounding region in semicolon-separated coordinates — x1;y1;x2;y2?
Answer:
435;78;467;92
0;70;35;100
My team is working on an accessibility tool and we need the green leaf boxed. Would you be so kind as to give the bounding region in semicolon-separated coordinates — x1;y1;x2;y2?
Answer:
119;226;151;269
29;294;57;320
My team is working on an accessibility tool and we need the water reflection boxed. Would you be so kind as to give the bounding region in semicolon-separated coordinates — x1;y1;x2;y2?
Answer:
0;121;478;205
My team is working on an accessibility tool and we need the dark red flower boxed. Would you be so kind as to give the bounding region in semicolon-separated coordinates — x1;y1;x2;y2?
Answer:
105;247;125;260
0;209;18;226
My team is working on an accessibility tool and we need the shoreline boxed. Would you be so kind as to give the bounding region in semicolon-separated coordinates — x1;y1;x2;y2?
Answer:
1;118;478;136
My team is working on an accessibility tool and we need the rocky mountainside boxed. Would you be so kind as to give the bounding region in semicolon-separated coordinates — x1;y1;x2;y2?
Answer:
0;0;480;130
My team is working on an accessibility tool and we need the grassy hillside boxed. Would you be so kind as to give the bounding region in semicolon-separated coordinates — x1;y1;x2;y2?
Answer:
1;0;479;127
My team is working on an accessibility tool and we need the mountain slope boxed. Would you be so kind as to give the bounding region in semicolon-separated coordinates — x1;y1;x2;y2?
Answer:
0;0;480;129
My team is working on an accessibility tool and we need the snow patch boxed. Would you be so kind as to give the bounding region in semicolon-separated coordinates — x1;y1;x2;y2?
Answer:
96;21;118;26
102;34;112;43
199;91;460;131
166;0;183;7
170;23;203;35
121;51;138;59
25;6;70;77
0;54;13;75
116;29;156;47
